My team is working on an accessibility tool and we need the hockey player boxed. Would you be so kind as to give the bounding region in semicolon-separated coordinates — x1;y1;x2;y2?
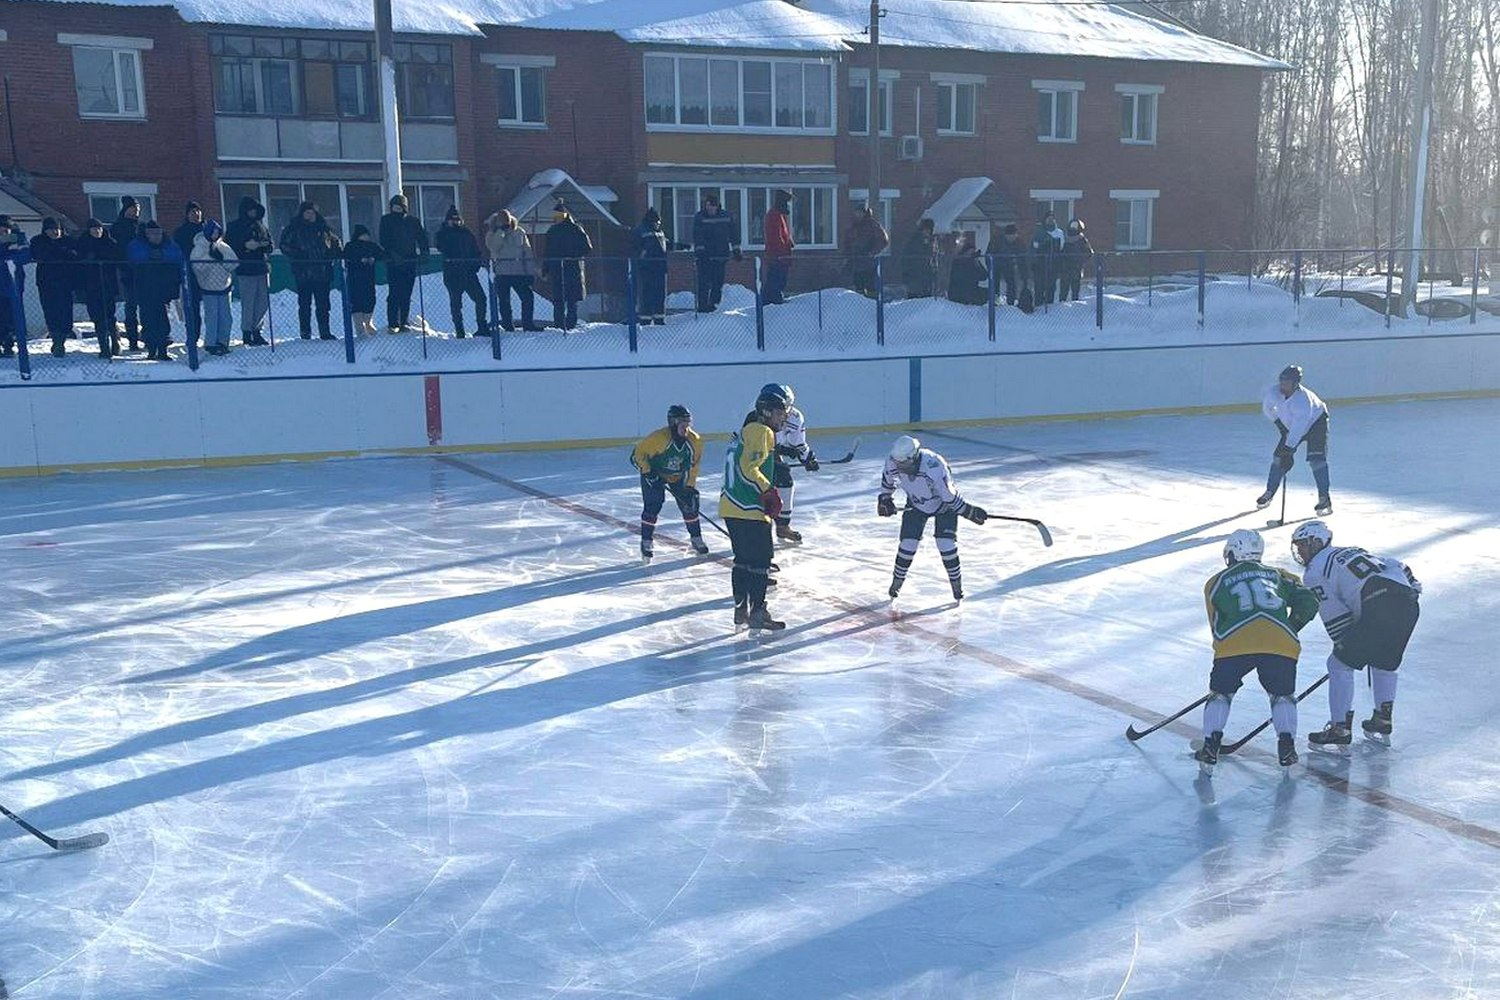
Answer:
1291;520;1421;748
765;382;819;545
719;388;789;631
877;436;987;601
1195;529;1319;770
1257;364;1333;516
631;404;708;561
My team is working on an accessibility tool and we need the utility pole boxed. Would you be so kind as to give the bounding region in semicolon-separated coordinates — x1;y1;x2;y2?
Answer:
867;1;883;223
374;0;403;205
1400;0;1440;314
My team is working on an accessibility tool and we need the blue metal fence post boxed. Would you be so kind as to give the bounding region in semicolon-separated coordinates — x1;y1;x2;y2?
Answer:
182;261;200;371
626;258;639;353
985;255;996;342
1094;255;1105;330
754;256;766;352
1472;248;1481;326
487;262;503;360
1385;250;1396;328
12;265;30;380
1196;251;1206;329
338;260;356;364
875;256;885;347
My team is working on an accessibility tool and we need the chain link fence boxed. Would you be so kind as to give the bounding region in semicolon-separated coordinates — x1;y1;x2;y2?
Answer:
4;247;1496;380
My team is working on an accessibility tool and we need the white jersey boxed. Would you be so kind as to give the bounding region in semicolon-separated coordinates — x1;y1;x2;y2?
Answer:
775;406;809;461
879;449;962;516
1262;384;1329;445
1301;545;1421;641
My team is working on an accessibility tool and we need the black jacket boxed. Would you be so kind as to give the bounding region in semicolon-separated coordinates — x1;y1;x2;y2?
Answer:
379;211;429;263
947;249;988;305
76;229;120;297
900;229;935;294
1060;234;1093;275
433;222;483;279
111;211;143;289
30;232;80;293
279;211;343;285
173;213;204;261
543;218;592;300
225;197;273;277
691;209;738;258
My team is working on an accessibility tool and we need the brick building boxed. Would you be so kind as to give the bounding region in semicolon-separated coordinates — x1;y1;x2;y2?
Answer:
0;0;1283;271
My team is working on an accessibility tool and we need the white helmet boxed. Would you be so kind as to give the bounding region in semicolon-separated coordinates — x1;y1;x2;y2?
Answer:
1291;520;1333;565
890;435;921;463
1223;528;1265;566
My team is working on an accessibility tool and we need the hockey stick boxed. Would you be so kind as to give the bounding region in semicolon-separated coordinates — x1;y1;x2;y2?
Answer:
700;512;731;539
1266;479;1287;528
0;803;109;852
988;514;1053;547
1220;673;1329;754
1125;693;1211;742
822;438;860;465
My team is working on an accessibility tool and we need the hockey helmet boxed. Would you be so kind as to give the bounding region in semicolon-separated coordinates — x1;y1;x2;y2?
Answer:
666;404;692;436
758;383;794;408
1291;520;1333;566
1223;528;1265;566
890;435;921;464
1278;364;1303;386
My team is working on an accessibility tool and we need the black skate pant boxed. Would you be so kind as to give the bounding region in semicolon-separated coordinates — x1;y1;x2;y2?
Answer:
1334;586;1419;671
1210;653;1296;698
727;517;773;609
639;475;700;541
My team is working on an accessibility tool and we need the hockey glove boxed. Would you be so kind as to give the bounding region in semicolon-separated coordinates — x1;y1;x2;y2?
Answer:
960;502;988;524
803;453;820;472
675;485;700;517
877;494;897;518
759;488;783;520
1273;444;1295;471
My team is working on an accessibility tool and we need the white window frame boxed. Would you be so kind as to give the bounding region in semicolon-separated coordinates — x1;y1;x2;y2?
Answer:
848;69;896;137
643;53;836;135
932;72;982;136
849;188;899;235
63;34;151;120
1032;80;1082;143
1111;188;1158;249
1030;189;1082;226
482;54;552;129
647;183;839;249
1117;84;1163;145
83;181;157;224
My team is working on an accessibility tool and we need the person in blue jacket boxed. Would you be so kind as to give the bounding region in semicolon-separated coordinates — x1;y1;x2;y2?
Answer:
126;220;185;361
0;214;31;358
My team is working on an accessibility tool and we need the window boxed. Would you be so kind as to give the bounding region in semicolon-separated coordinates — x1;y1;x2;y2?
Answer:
402;183;460;237
1112;190;1157;249
497;65;546;126
1032;81;1081;142
210;35;371;119
643;54;834;133
935;80;978;135
71;46;145;119
848;73;892;135
85;187;155;225
218;181;386;242
648;184;837;249
849;189;898;234
1031;190;1081;227
395;43;454;120
1118;85;1162;144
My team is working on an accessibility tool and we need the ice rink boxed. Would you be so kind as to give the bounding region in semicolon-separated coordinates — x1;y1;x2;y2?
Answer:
3;396;1498;999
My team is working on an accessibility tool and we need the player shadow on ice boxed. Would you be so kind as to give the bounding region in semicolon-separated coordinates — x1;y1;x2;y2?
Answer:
118;557;696;686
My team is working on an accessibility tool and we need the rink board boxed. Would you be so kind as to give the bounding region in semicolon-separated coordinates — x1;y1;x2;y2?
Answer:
2;332;1499;475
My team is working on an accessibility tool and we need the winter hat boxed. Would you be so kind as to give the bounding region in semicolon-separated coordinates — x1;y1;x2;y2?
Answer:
120;195;139;210
352;224;371;240
86;217;105;230
390;193;409;209
42;216;60;232
143;220;163;233
184;200;203;216
643;207;660;221
298;200;319;215
444;205;462;222
203;219;223;241
552;198;570;221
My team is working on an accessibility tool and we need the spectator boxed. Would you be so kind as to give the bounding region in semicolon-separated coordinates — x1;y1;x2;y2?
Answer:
379;193;428;332
343;225;386;335
110;196;143;350
947;232;989;305
77;217;120;358
692;193;739;312
762;189;794;305
484;209;539;333
633;207;679;325
0;215;30;358
901;217;936;299
433;206;487;338
191;219;238;355
542;199;591;331
173;202;207;338
1029;211;1064;305
31;217;79;357
994;222;1029;307
278;201;342;340
1058;218;1093;302
934;229;961;300
126;220;184;361
845;202;889;298
225;195;272;346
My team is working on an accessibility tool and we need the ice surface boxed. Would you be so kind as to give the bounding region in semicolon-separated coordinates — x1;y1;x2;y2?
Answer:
2;397;1499;998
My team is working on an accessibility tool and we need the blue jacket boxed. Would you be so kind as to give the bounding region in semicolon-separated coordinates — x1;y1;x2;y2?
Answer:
126;236;185;303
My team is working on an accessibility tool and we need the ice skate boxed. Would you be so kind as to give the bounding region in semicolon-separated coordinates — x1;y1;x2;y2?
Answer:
1314;495;1333;516
1255;489;1276;509
1362;702;1393;746
1194;731;1222;772
733;603;748;631
775;524;802;545
1277;732;1298;767
640;539;653;564
746;604;785;633
690;536;709;555
1307;718;1352;753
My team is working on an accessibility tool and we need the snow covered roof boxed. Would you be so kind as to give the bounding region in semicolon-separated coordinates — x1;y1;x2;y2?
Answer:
921;178;1018;232
802;0;1289;70
506;169;623;227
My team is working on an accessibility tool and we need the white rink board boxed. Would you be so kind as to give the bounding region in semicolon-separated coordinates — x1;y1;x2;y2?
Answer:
2;333;1498;474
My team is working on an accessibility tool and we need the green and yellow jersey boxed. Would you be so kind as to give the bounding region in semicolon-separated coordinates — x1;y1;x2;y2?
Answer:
1203;561;1319;659
631;426;702;487
719;416;776;523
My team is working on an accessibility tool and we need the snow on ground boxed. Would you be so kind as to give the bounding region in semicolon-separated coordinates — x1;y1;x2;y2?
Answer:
10;271;1500;384
2;396;1499;998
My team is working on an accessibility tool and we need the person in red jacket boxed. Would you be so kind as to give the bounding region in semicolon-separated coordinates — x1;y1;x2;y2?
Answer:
762;189;794;305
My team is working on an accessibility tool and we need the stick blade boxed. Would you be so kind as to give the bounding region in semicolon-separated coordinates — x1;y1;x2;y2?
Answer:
1125;724;1148;742
56;831;109;852
1035;522;1054;547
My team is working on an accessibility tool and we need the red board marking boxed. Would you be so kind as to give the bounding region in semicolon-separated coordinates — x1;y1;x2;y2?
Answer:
424;375;443;446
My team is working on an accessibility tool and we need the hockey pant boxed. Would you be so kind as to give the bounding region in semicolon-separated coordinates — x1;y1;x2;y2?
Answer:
1204;653;1298;737
891;509;961;595
1324;586;1419;722
1266;413;1330;496
639;475;702;545
727;517;774;611
772;458;796;528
